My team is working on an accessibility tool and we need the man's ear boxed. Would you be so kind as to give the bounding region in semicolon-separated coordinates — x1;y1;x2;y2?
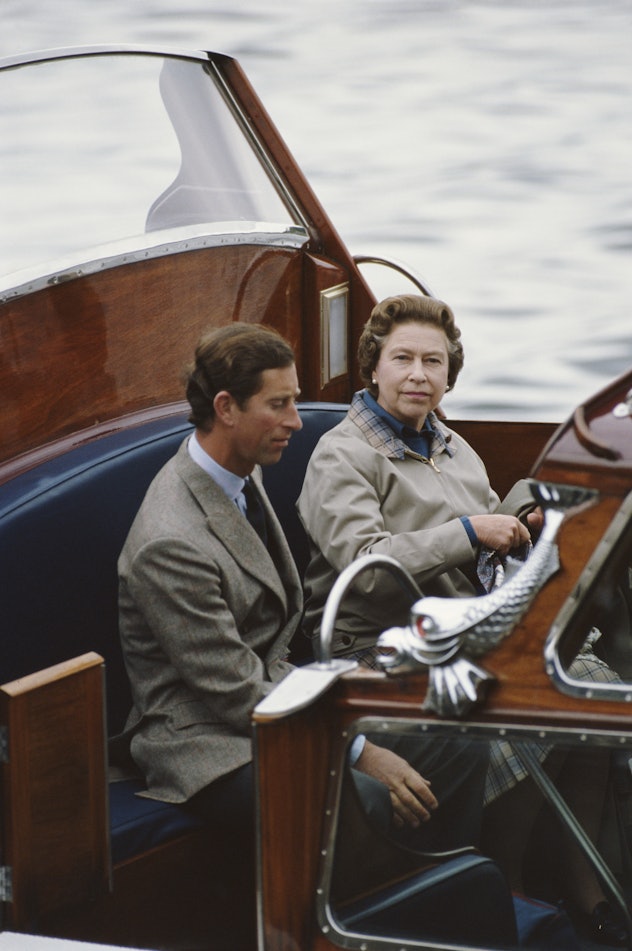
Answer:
213;390;236;426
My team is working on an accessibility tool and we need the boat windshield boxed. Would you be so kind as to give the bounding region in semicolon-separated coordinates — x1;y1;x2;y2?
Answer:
0;51;302;284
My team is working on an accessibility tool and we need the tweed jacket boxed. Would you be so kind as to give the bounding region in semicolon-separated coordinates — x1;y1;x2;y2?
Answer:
117;438;301;803
297;391;533;655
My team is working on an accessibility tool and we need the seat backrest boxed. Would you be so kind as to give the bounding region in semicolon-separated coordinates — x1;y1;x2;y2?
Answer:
0;402;347;734
262;401;348;580
0;414;192;735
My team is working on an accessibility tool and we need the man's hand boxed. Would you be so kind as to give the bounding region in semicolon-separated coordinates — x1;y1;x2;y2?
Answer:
355;739;438;829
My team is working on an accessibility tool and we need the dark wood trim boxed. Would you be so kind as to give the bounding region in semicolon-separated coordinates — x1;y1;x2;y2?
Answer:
0;653;109;932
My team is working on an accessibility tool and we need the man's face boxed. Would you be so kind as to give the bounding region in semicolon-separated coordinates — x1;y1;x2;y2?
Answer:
227;364;302;475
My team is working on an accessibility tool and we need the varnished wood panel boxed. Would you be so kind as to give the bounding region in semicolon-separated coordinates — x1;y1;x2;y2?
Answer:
532;368;632;497
0;245;303;463
255;703;337;951
0;653;108;931
447;418;557;499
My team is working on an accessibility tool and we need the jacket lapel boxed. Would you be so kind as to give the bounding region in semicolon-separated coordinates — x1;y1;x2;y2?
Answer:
173;441;296;606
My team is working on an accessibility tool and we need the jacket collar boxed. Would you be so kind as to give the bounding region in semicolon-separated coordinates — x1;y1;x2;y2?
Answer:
173;439;300;608
348;390;454;460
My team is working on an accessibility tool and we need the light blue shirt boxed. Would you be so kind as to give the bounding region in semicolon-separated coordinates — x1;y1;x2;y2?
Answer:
188;432;247;515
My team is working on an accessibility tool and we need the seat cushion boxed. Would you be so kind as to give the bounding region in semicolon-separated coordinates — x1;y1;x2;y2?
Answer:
338;853;518;948
109;778;203;865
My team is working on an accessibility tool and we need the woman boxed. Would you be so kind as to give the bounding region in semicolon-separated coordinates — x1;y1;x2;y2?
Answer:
298;293;538;660
297;293;627;946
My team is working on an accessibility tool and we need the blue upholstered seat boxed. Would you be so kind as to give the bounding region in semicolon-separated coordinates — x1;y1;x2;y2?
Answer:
0;401;348;867
109;779;203;864
0;414;193;735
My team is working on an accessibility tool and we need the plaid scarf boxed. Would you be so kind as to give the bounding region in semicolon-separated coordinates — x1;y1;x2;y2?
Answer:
348;390;454;461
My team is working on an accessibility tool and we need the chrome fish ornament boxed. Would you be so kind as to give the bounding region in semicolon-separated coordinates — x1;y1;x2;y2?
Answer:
376;480;598;717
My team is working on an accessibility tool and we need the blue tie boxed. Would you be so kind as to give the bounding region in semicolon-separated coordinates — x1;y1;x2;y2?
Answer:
242;478;268;546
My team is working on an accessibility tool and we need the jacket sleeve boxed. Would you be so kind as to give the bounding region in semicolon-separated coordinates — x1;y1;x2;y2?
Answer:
121;533;293;735
496;478;538;520
297;434;483;593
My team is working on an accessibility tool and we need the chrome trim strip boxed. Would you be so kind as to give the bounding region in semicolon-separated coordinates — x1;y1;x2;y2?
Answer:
353;254;436;297
0;44;214;73
253;660;358;720
545;489;632;702
319;554;421;665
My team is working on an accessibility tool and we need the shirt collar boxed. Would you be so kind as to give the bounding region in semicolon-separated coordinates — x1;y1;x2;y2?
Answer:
363;390;435;442
350;390;454;460
188;431;245;504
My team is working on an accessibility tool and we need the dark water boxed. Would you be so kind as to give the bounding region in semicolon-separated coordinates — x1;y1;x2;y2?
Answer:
2;0;631;420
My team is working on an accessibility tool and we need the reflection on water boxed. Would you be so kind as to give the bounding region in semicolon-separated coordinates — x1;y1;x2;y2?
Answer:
1;0;631;420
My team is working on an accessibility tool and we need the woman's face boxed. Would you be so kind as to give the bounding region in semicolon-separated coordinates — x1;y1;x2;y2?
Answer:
373;321;450;431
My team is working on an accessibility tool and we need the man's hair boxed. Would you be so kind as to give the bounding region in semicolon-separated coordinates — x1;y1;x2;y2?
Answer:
185;322;296;430
357;294;464;396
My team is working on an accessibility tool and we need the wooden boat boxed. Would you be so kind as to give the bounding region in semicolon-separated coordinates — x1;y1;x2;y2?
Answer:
1;45;632;951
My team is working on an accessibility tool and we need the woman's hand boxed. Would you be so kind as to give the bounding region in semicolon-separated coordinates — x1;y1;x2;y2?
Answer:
526;506;544;534
468;514;531;556
355;739;438;829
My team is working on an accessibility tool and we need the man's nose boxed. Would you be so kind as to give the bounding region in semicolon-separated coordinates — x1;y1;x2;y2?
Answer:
286;403;303;430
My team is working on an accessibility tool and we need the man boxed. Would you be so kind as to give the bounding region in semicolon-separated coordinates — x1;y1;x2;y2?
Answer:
116;323;487;940
118;324;302;814
116;323;305;944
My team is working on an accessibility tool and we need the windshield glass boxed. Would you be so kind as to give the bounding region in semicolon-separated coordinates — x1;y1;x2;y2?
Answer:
322;718;632;950
0;52;300;281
